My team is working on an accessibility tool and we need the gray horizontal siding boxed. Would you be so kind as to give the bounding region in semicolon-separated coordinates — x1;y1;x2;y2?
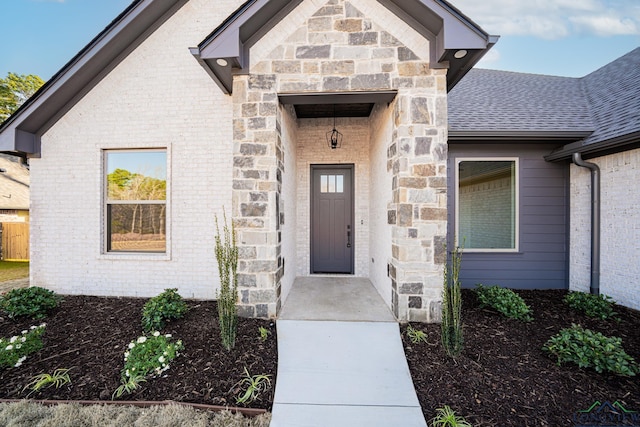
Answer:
448;144;568;290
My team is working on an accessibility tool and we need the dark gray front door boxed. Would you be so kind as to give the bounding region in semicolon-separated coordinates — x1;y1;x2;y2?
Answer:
311;165;354;274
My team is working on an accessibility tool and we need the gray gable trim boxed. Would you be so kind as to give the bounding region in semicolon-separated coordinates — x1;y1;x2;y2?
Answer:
192;0;498;93
0;0;187;155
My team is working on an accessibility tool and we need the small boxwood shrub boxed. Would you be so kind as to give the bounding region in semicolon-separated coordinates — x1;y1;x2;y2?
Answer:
141;288;188;332
0;287;60;319
543;324;637;376
474;284;533;321
563;291;617;320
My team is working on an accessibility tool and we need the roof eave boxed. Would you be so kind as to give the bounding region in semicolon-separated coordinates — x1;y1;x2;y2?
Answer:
449;130;593;143
545;131;640;162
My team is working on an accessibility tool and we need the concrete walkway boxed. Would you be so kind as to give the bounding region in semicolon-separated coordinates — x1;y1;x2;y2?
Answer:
270;277;427;427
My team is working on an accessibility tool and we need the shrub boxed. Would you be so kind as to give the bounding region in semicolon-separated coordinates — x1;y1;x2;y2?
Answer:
442;245;464;357
543;324;637;376
0;324;46;368
141;288;188;332
113;332;183;398
475;284;533;321
215;211;238;351
0;287;60;319
563;292;617;320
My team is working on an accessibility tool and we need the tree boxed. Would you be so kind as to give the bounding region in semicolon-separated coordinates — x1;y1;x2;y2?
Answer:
0;72;45;122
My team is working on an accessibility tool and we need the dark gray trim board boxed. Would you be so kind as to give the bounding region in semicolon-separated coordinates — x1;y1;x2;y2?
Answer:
447;143;569;290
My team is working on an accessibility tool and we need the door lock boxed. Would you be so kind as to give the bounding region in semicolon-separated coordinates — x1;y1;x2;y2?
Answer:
347;225;351;248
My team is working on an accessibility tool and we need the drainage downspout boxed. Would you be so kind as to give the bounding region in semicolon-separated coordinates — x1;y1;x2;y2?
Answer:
572;152;600;295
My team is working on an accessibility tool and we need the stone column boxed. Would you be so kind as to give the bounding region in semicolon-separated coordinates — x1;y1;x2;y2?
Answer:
231;74;283;318
388;73;448;322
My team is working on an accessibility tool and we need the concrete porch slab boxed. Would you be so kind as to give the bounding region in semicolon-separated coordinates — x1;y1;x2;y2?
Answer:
279;276;395;322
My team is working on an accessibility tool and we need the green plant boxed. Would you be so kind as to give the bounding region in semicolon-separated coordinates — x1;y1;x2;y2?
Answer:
141;288;188;332
0;324;46;368
474;284;533;321
406;324;428;345
441;244;464;357
234;367;272;404
431;405;472;427
113;332;183;398
112;375;147;399
543;324;638;376
0;287;60;319
563;292;617;320
24;368;71;395
215;210;239;351
258;326;270;342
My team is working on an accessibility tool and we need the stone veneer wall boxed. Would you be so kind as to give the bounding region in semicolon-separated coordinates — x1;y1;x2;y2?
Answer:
232;0;448;321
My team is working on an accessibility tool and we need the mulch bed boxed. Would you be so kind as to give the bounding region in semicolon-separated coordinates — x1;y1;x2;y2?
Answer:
1;290;639;426
0;296;277;410
403;289;640;426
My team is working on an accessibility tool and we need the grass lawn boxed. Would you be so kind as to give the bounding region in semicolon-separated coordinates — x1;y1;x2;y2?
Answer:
0;261;29;282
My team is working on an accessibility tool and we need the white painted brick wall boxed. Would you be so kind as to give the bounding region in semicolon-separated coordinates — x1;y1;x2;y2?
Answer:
279;105;299;303
570;148;640;311
30;0;244;299
368;103;394;308
295;118;371;277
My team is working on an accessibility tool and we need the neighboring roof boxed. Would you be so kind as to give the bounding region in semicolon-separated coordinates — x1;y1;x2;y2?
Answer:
191;0;498;93
449;47;640;160
0;0;187;155
0;154;30;210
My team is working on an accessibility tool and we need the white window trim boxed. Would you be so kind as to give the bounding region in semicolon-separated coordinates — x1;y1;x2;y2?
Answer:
99;146;171;260
455;157;520;253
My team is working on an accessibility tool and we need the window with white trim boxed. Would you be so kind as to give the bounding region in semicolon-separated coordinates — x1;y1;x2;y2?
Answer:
456;158;518;251
104;149;167;253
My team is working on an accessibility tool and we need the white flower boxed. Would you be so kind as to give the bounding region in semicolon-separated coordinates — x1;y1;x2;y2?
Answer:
165;334;172;338
5;345;13;351
125;370;130;377
20;337;26;342
10;336;17;343
158;356;165;363
39;323;46;328
21;330;28;335
30;325;37;330
15;344;21;349
153;331;160;337
137;336;147;344
128;342;135;349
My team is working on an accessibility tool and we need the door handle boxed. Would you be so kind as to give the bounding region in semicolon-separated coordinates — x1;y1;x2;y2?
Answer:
347;225;351;248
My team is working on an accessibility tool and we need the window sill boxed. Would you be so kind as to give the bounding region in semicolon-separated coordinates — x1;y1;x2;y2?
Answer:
98;252;171;261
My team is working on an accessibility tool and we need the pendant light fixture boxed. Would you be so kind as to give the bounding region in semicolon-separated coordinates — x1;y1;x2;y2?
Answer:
326;105;343;150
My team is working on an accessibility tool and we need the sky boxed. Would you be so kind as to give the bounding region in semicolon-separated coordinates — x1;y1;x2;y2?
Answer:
0;0;639;81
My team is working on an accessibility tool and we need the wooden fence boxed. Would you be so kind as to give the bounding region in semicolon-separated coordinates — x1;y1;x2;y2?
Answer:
0;222;30;261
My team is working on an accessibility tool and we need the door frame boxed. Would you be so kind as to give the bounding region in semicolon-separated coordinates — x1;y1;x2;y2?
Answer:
310;164;355;274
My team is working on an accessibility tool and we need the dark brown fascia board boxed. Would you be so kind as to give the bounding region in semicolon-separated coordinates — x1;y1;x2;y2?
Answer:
545;131;640;162
278;91;397;106
0;0;186;155
190;0;303;94
448;130;593;144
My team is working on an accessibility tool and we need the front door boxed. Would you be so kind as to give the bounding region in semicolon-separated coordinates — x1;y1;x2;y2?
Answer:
311;165;354;274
